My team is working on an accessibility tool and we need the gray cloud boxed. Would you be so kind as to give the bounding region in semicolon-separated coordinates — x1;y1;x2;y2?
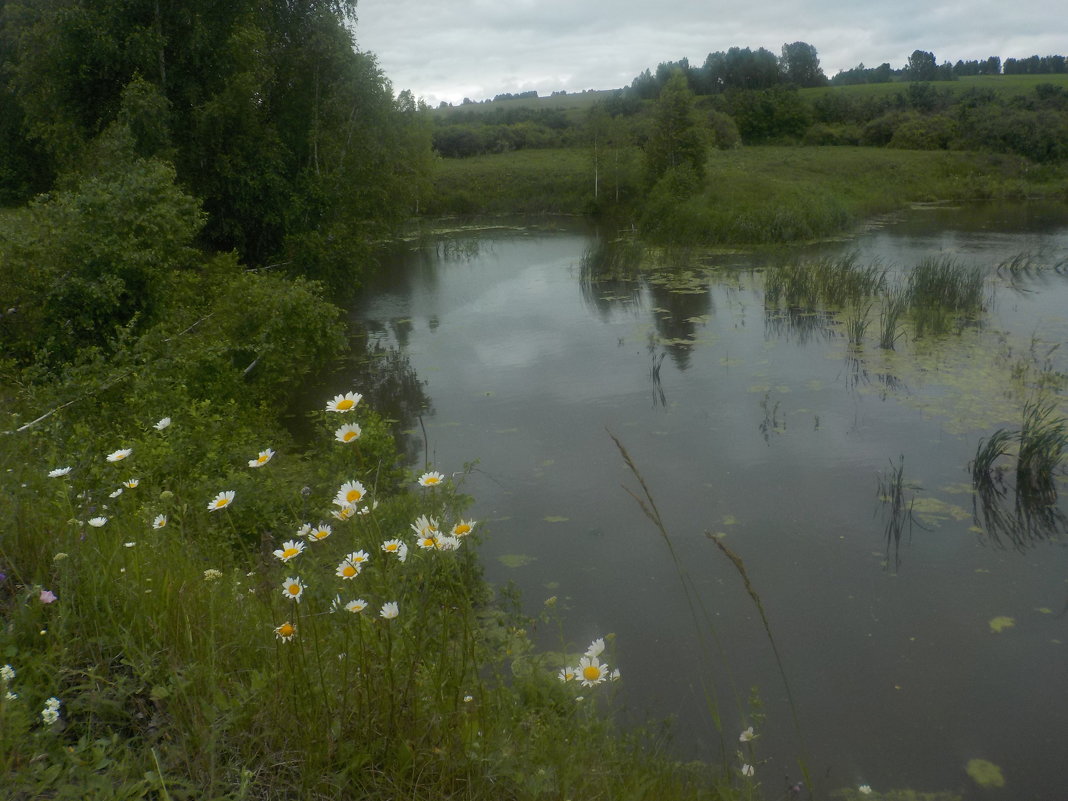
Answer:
354;0;1066;105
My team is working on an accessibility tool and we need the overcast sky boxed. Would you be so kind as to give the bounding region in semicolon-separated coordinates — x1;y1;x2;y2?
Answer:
352;0;1064;106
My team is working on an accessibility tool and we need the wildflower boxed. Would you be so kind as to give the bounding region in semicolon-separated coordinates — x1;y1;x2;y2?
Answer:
577;655;608;687
274;622;296;642
418;471;445;487
109;488;123;498
356;500;379;515
307;523;332;542
0;665;14;683
334;423;362;443
106;448;132;462
296;523;312;538
273;540;305;562
435;535;461;551
203;569;223;581
345;599;368;613
326;392;362;412
123;479;140;489
739;726;756;743
610;668;621;681
207;490;235;511
88;516;107;527
558;666;576;682
410;515;438;537
858;786;872;796
48;467;72;478
41;696;61;725
451;520;476;537
415;535;438;550
585;638;605;658
741;764;755;777
281;576;304;602
334;480;367;507
381;539;408;562
154;417;171;431
248;449;274;468
124;542;136;548
152;514;167;529
335;556;362;580
53;552;68;562
463;695;473;703
379;601;399;619
331;505;356;521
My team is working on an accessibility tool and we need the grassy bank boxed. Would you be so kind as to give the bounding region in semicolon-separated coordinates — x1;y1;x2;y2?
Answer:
427;145;1068;239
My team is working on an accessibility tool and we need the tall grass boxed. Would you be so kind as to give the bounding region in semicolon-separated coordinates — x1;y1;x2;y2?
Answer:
0;391;731;800
906;257;986;336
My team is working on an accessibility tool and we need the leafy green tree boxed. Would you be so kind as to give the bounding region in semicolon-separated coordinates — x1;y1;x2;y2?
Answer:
643;70;707;185
779;42;827;87
906;50;938;81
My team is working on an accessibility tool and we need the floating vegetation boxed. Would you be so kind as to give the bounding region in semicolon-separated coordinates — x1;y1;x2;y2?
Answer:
759;392;785;443
965;758;1005;788
988;616;1015;633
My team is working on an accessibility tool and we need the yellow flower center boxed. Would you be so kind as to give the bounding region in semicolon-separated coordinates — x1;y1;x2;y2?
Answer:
277;624;294;637
425;477;440;485
385;544;397;551
283;548;298;559
346;490;363;503
215;499;227;508
343;431;357;441
257;455;268;463
287;584;300;595
337;399;354;410
583;665;601;681
342;565;356;577
454;524;471;535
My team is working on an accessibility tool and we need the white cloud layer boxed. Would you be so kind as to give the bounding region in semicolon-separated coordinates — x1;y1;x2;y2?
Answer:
353;0;1065;105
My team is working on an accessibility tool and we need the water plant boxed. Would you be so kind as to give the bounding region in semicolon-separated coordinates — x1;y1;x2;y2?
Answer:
1016;398;1067;500
877;455;919;569
905;256;986;336
878;287;909;350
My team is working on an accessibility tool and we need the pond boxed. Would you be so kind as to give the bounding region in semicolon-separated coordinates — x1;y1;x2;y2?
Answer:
344;204;1068;800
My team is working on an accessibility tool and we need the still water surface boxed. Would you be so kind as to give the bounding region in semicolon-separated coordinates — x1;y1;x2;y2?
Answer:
347;205;1068;800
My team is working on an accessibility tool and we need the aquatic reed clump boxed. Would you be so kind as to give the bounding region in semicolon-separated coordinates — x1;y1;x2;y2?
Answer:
878;287;908;350
970;428;1016;494
877;455;918;568
905;256;986;336
764;254;886;309
1016;399;1067;500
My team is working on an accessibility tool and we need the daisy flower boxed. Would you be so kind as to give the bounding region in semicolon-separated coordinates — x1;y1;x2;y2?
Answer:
739;726;756;743
306;523;332;542
48;467;72;478
273;540;305;562
451;520;476;537
0;664;14;682
152;514;167;529
379;601;399;619
334;423;362;443
274;622;295;642
610;668;621;681
418;471;445;487
248;449;274;468
325;392;362;412
345;599;368;613
741;764;755;778
335;557;362;580
858;786;873;796
109;488;123;498
331;505;356;521
154;417;171;431
296;523;312;538
207;490;235;511
558;666;577;682
577;655;609;687
381;539;408;562
88;516;107;527
410;515;438;537
415;535;438;550
281;576;304;602
106;448;132;462
122;479;139;489
586;638;605;658
334;480;367;507
435;535;461;551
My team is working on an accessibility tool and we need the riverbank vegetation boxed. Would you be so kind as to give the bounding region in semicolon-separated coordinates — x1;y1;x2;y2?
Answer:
2;2;1067;795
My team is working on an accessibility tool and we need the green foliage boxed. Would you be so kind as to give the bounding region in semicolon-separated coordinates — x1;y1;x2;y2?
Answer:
643;71;708;184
